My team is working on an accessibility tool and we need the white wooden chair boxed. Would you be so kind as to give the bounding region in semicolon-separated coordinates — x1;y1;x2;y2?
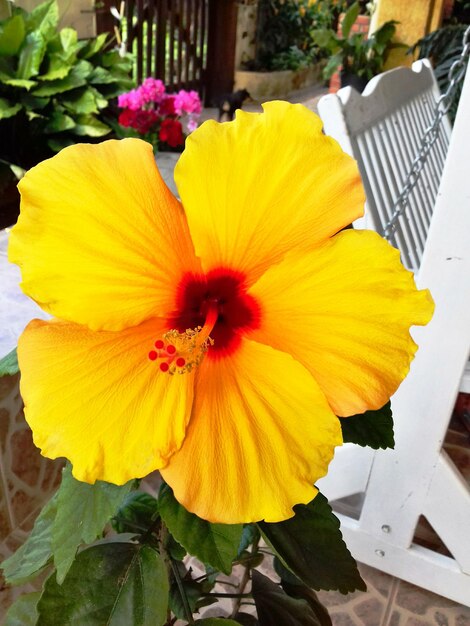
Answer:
317;59;470;605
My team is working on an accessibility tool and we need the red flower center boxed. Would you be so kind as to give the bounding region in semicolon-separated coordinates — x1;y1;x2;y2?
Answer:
168;268;261;358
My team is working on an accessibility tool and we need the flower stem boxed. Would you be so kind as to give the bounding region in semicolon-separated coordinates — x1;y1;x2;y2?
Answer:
171;559;195;625
230;532;260;618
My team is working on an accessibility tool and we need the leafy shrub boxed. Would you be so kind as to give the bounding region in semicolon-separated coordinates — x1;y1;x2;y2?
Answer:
0;0;134;171
247;0;350;72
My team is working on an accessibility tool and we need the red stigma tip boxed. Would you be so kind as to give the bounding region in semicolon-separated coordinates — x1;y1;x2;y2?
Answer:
148;350;158;361
160;362;170;372
155;339;164;349
176;357;186;367
166;344;176;355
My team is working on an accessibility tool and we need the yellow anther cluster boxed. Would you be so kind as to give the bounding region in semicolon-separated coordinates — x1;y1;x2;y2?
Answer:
163;327;214;375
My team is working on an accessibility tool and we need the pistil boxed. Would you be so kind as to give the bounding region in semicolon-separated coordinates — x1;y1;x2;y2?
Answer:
148;300;218;374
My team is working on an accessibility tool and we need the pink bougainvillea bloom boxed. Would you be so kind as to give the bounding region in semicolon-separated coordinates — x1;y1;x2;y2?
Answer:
174;89;202;116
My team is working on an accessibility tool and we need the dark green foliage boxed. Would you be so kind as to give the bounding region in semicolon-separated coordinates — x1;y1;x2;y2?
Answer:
158;483;243;575
249;0;349;71
251;571;328;626
259;492;366;593
340;402;395;449
0;0;134;171
312;2;403;81
36;542;168;626
411;24;469;121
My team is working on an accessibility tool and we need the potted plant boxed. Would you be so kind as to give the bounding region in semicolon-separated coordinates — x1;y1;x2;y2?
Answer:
311;1;402;92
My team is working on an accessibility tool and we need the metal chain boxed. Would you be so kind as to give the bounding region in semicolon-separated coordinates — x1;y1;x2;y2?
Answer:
383;24;470;240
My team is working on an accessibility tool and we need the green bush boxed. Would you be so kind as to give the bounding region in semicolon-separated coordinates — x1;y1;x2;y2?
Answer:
0;0;134;171
247;0;350;72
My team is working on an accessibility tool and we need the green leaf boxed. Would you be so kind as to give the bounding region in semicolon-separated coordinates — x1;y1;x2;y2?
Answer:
88;65;117;85
1;495;56;585
51;463;133;583
233;615;259;626
281;582;332;626
258;492;366;593
170;579;202;620
0;98;21;119
39;51;72;81
341;2;360;40
4;591;41;626
32;60;91;96
25;0;59;40
73;114;110;137
0;347;19;375
339;402;394;449
37;542;168;626
44;110;75;133
0;14;25;56
17;31;47;79
59;27;78;53
79;32;108;59
159;483;243;575
251;571;325;626
61;87;99;115
20;93;49;109
47;136;75;152
194;617;240;626
113;490;159;533
237;524;259;558
0;76;36;89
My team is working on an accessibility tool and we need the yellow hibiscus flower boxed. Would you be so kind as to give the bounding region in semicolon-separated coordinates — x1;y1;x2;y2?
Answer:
8;101;433;524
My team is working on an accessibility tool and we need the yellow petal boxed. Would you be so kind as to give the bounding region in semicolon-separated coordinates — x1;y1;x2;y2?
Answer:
9;139;199;331
175;101;364;284
18;318;196;484
161;339;342;523
249;230;434;417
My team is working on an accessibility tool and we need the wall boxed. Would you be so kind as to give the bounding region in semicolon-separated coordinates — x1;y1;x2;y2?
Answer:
15;0;96;38
370;0;445;68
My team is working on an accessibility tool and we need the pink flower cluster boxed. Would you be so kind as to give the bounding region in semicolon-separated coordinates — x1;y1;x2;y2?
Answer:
117;78;202;149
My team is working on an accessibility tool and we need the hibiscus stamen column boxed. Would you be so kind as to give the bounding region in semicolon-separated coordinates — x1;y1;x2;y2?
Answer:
148;300;218;374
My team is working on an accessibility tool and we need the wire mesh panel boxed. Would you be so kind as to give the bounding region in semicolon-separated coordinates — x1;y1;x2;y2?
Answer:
123;0;209;93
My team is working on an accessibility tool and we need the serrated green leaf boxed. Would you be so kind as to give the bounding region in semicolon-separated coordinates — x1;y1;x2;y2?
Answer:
0;14;25;56
32;60;91;96
20;93;49;109
51;463;133;583
170;580;202;620
1;495;56;585
4;591;41;626
37;542;168;626
251;571;324;626
258;492;366;593
73;113;110;137
0;76;36;89
17;31;47;79
61;87;99;115
0;98;21;119
25;0;59;40
88;65;116;85
339;402;394;449
79;32;108;59
281;582;332;626
44;110;75;133
159;483;243;575
39;51;72;81
112;490;159;533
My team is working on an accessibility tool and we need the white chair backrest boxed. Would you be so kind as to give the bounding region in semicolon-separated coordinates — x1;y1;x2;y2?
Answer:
318;59;452;271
